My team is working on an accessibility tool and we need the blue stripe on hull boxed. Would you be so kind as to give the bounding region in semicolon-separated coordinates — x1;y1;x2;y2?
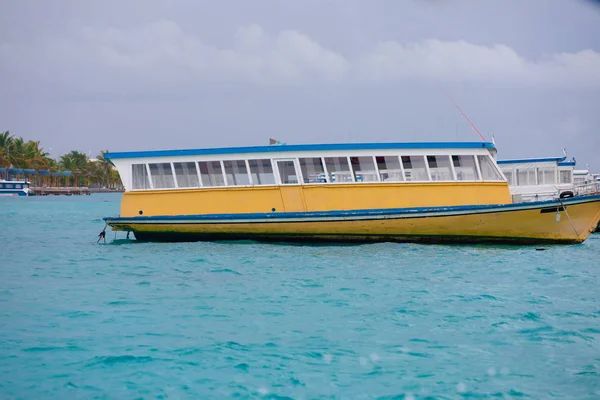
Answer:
104;194;600;225
0;190;28;196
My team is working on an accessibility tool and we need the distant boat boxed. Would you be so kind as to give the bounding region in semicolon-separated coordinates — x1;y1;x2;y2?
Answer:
0;180;32;196
497;156;578;202
100;141;600;244
573;169;600;197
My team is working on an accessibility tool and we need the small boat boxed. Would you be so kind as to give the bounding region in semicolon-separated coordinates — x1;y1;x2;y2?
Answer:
497;156;577;202
0;180;32;196
574;169;600;197
102;141;600;244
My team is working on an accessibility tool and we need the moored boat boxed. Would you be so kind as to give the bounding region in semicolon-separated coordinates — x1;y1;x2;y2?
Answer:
102;141;600;244
0;180;32;196
497;156;577;203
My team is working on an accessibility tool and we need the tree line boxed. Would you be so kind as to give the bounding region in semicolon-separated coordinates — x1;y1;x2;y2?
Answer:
0;130;122;188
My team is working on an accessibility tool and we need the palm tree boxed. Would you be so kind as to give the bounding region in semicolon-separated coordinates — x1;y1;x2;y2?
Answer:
60;151;89;187
2;131;123;188
0;131;13;179
87;150;122;188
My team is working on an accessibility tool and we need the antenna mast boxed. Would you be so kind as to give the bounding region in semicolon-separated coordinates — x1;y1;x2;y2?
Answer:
441;88;487;142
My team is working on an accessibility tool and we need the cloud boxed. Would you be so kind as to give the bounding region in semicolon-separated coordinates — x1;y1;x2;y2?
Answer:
356;40;600;87
1;20;599;91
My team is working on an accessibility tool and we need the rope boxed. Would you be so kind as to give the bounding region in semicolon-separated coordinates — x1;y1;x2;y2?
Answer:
557;197;580;241
440;87;487;142
97;223;107;244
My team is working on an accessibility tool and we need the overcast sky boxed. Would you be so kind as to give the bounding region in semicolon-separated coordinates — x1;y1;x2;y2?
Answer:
1;0;599;169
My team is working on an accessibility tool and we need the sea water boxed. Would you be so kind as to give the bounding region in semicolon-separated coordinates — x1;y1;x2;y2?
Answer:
1;194;599;399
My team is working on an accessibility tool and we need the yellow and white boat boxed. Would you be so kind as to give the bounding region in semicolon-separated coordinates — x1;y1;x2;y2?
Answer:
103;141;600;244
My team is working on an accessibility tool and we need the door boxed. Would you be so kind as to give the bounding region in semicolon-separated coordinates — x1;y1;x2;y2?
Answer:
275;159;305;212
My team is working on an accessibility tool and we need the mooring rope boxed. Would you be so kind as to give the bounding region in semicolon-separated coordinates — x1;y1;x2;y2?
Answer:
557;197;581;241
97;223;107;244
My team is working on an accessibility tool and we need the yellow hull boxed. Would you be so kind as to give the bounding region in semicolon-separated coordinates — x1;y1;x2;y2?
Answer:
118;182;511;217
106;195;600;245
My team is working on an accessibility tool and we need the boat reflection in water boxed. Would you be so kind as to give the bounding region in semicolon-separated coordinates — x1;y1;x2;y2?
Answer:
102;141;600;244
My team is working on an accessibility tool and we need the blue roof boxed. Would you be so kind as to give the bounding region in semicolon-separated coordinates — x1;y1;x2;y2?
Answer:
558;161;576;166
105;141;496;160
497;156;567;165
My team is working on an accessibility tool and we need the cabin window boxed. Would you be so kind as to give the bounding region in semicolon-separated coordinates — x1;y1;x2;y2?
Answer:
276;160;298;184
223;160;251;186
350;156;378;182
173;162;200;188
132;164;151;190
15;184;21;189
149;163;176;189
324;157;353;183
376;156;403;181
402;156;429;181
5;184;13;189
452;155;478;181
477;156;504;181
299;157;327;183
199;161;226;187
427;155;453;181
559;169;572;184
537;167;555;185
503;171;514;185
248;159;275;185
516;168;535;186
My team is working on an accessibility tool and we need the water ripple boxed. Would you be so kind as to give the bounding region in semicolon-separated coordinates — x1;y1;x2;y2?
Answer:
1;194;599;398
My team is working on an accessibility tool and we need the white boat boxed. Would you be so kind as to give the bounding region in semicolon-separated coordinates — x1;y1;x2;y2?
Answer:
497;156;577;202
0;180;32;196
573;169;600;196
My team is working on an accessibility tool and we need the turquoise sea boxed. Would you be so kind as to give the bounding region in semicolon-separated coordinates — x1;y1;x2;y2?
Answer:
1;193;599;399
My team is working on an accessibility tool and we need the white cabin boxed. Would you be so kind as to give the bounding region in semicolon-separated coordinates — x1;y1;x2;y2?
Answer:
574;169;600;196
497;157;575;202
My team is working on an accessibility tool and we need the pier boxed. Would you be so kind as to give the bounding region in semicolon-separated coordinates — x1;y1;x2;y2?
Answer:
30;187;124;196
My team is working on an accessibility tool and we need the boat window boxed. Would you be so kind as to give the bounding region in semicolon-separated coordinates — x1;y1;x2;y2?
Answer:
537;167;555;185
452;155;478;181
198;161;226;187
173;162;200;188
350;156;378;182
149;163;176;189
516;168;535;186
376;156;403;182
299;157;327;183
324;157;353;183
276;160;298;184
477;156;504;181
503;170;514;185
427;155;453;181
132;164;151;190
248;159;275;185
559;169;572;184
15;184;21;189
5;184;13;189
402;156;429;181
223;160;250;186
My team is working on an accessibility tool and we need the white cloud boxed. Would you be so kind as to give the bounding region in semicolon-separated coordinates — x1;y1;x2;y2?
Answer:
356;40;600;86
1;20;599;90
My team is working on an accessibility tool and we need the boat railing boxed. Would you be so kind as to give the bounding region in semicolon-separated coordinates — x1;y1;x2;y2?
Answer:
574;182;600;196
